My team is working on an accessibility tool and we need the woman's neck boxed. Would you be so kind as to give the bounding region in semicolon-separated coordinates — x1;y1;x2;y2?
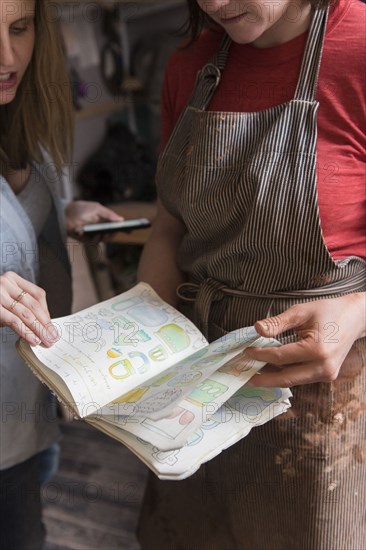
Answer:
252;1;312;48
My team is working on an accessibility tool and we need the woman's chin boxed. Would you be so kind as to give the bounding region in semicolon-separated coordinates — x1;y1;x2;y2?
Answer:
0;89;17;105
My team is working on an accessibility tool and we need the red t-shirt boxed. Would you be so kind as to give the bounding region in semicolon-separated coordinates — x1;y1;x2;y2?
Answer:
160;0;366;260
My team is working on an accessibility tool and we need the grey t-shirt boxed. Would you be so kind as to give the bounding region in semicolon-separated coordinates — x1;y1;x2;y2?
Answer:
0;166;72;469
18;168;72;318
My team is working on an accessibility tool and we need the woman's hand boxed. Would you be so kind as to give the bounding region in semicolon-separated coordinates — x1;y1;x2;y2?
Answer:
65;200;123;240
0;272;60;347
246;292;366;388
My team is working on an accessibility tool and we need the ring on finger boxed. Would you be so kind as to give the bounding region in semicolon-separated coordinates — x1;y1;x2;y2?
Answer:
8;290;28;311
9;298;20;311
16;290;28;303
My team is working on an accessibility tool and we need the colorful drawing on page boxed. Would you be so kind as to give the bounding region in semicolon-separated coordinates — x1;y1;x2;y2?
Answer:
186;379;228;407
128;351;150;374
156;324;190;354
172;321;207;350
95;318;115;331
152;448;180;466
127;305;169;327
185;404;232;447
112;317;139;346
114;330;139;347
206;403;233;426
108;352;151;380
158;350;206;376
164;406;195;425
186;429;204;446
167;371;202;388
107;347;122;358
225;387;284;422
192;352;226;370
233;386;281;402
210;326;258;352
151;372;174;386
136;387;183;415
136;330;151;342
111;296;143;311
148;345;169;362
112;314;135;330
189;348;208;361
218;353;254;376
112;386;148;404
109;358;135;380
112;316;151;346
138;407;195;438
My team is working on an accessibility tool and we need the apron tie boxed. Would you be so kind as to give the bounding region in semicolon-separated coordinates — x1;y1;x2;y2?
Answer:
177;278;226;336
177;265;366;337
178;267;366;302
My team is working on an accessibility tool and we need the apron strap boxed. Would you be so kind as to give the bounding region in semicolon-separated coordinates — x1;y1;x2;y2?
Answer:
177;262;366;333
188;8;329;110
177;278;227;335
294;7;329;102
188;34;232;111
210;33;232;72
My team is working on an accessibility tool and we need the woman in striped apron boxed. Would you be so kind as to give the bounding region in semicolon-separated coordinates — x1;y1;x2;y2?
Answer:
137;0;366;547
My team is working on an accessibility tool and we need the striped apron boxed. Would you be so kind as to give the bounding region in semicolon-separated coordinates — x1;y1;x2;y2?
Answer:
138;9;366;550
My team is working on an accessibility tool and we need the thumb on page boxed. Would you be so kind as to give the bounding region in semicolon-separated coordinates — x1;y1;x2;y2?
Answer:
254;306;306;339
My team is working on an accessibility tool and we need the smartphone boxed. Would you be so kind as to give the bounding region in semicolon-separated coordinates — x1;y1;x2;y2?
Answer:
82;218;151;234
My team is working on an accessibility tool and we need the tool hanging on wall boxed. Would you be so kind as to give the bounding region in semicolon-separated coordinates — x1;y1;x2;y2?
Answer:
100;7;138;135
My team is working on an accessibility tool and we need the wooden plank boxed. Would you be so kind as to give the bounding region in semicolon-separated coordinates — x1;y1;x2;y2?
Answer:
42;421;147;549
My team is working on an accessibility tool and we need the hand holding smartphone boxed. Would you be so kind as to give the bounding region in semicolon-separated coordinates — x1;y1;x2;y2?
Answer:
82;218;151;235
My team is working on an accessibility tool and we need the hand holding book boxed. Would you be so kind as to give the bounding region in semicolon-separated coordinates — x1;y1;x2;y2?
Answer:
17;282;292;479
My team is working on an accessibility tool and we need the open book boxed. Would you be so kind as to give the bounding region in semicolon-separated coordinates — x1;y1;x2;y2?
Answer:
17;282;292;480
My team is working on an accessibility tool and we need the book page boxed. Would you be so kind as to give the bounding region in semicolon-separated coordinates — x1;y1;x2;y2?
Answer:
97;326;264;419
29;283;207;417
87;386;292;480
101;336;279;450
140;328;274;421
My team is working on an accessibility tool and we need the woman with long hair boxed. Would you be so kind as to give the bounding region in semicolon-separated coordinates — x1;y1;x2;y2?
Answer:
0;2;121;548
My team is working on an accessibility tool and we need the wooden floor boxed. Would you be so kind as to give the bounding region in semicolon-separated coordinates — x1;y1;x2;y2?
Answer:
42;421;148;550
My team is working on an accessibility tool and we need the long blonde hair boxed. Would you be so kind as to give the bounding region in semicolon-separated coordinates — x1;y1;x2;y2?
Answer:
0;0;73;172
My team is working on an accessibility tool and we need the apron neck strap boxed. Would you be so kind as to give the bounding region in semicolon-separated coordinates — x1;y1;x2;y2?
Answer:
294;7;329;101
188;8;329;110
211;33;232;72
187;33;231;110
